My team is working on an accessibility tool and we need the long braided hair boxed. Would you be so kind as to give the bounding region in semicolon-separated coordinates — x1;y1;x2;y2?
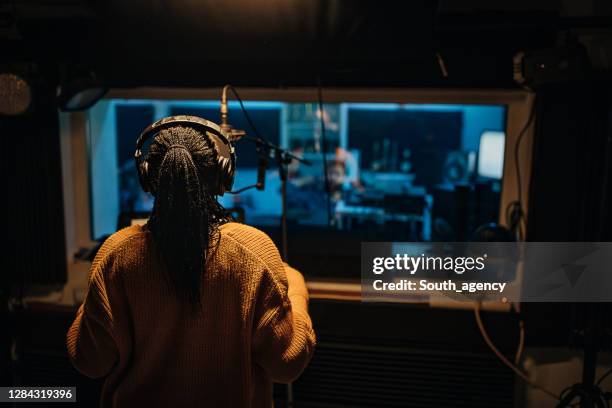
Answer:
145;125;230;307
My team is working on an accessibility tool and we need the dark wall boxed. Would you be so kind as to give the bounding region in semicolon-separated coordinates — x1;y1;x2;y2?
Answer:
2;72;67;387
524;81;612;348
528;82;612;242
2;73;67;289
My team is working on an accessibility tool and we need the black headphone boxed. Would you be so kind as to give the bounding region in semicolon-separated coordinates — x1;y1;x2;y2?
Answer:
134;115;236;195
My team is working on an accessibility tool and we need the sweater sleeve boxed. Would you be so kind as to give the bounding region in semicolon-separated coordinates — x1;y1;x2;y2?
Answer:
252;261;316;384
66;242;120;378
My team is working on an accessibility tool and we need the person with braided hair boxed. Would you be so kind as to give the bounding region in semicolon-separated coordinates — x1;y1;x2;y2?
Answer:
67;122;315;407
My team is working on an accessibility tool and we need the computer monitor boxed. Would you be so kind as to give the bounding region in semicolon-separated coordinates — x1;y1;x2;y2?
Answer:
477;131;505;179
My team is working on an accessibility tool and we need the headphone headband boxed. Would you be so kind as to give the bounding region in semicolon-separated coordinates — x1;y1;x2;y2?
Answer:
134;115;236;195
135;115;228;152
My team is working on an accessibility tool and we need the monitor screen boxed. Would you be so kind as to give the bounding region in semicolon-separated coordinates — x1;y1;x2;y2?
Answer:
477;131;506;179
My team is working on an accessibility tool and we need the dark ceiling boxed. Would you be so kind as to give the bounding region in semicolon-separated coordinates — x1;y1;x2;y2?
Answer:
1;0;611;88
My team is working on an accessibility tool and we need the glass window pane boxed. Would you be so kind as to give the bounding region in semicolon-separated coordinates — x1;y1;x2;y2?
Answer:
88;98;507;259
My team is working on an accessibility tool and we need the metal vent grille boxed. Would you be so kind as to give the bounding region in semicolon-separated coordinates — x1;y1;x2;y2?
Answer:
277;340;515;408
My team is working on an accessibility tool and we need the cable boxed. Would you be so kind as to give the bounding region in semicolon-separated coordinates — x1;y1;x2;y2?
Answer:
597;368;612;386
510;303;525;366
227;184;259;194
474;302;560;401
509;93;537;241
505;200;525;241
515;319;525;365
225;85;269;144
317;79;332;227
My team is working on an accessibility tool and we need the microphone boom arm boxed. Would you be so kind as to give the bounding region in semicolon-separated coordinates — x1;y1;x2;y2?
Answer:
243;135;311;166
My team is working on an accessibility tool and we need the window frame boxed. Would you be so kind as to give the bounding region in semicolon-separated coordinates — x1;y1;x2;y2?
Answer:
59;87;535;307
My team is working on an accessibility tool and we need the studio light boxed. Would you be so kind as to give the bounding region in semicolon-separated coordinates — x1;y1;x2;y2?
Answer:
0;73;32;115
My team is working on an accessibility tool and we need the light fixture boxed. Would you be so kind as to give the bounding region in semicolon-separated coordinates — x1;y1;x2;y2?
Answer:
57;72;107;111
0;73;32;115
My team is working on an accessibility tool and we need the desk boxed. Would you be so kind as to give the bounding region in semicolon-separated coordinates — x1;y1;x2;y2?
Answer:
334;197;432;240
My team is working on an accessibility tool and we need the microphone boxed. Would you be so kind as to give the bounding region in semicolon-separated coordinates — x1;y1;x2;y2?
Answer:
220;85;247;142
256;149;267;191
227;146;268;195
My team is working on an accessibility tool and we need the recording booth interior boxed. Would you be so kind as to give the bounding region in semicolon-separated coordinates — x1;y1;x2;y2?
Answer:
3;1;612;407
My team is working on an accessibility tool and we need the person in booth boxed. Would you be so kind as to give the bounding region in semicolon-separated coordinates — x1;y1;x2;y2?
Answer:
66;116;316;407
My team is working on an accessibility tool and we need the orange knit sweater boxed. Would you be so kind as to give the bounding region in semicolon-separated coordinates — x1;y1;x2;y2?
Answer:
67;222;316;407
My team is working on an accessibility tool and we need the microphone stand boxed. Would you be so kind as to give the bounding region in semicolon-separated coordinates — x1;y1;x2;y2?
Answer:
278;150;291;261
220;84;310;259
242;135;311;261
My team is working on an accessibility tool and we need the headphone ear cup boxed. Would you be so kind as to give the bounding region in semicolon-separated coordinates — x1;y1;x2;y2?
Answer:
226;148;237;195
206;131;236;195
216;154;235;195
225;157;235;193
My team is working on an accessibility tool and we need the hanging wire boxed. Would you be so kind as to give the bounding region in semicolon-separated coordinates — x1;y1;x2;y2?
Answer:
474;302;560;402
507;93;537;241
